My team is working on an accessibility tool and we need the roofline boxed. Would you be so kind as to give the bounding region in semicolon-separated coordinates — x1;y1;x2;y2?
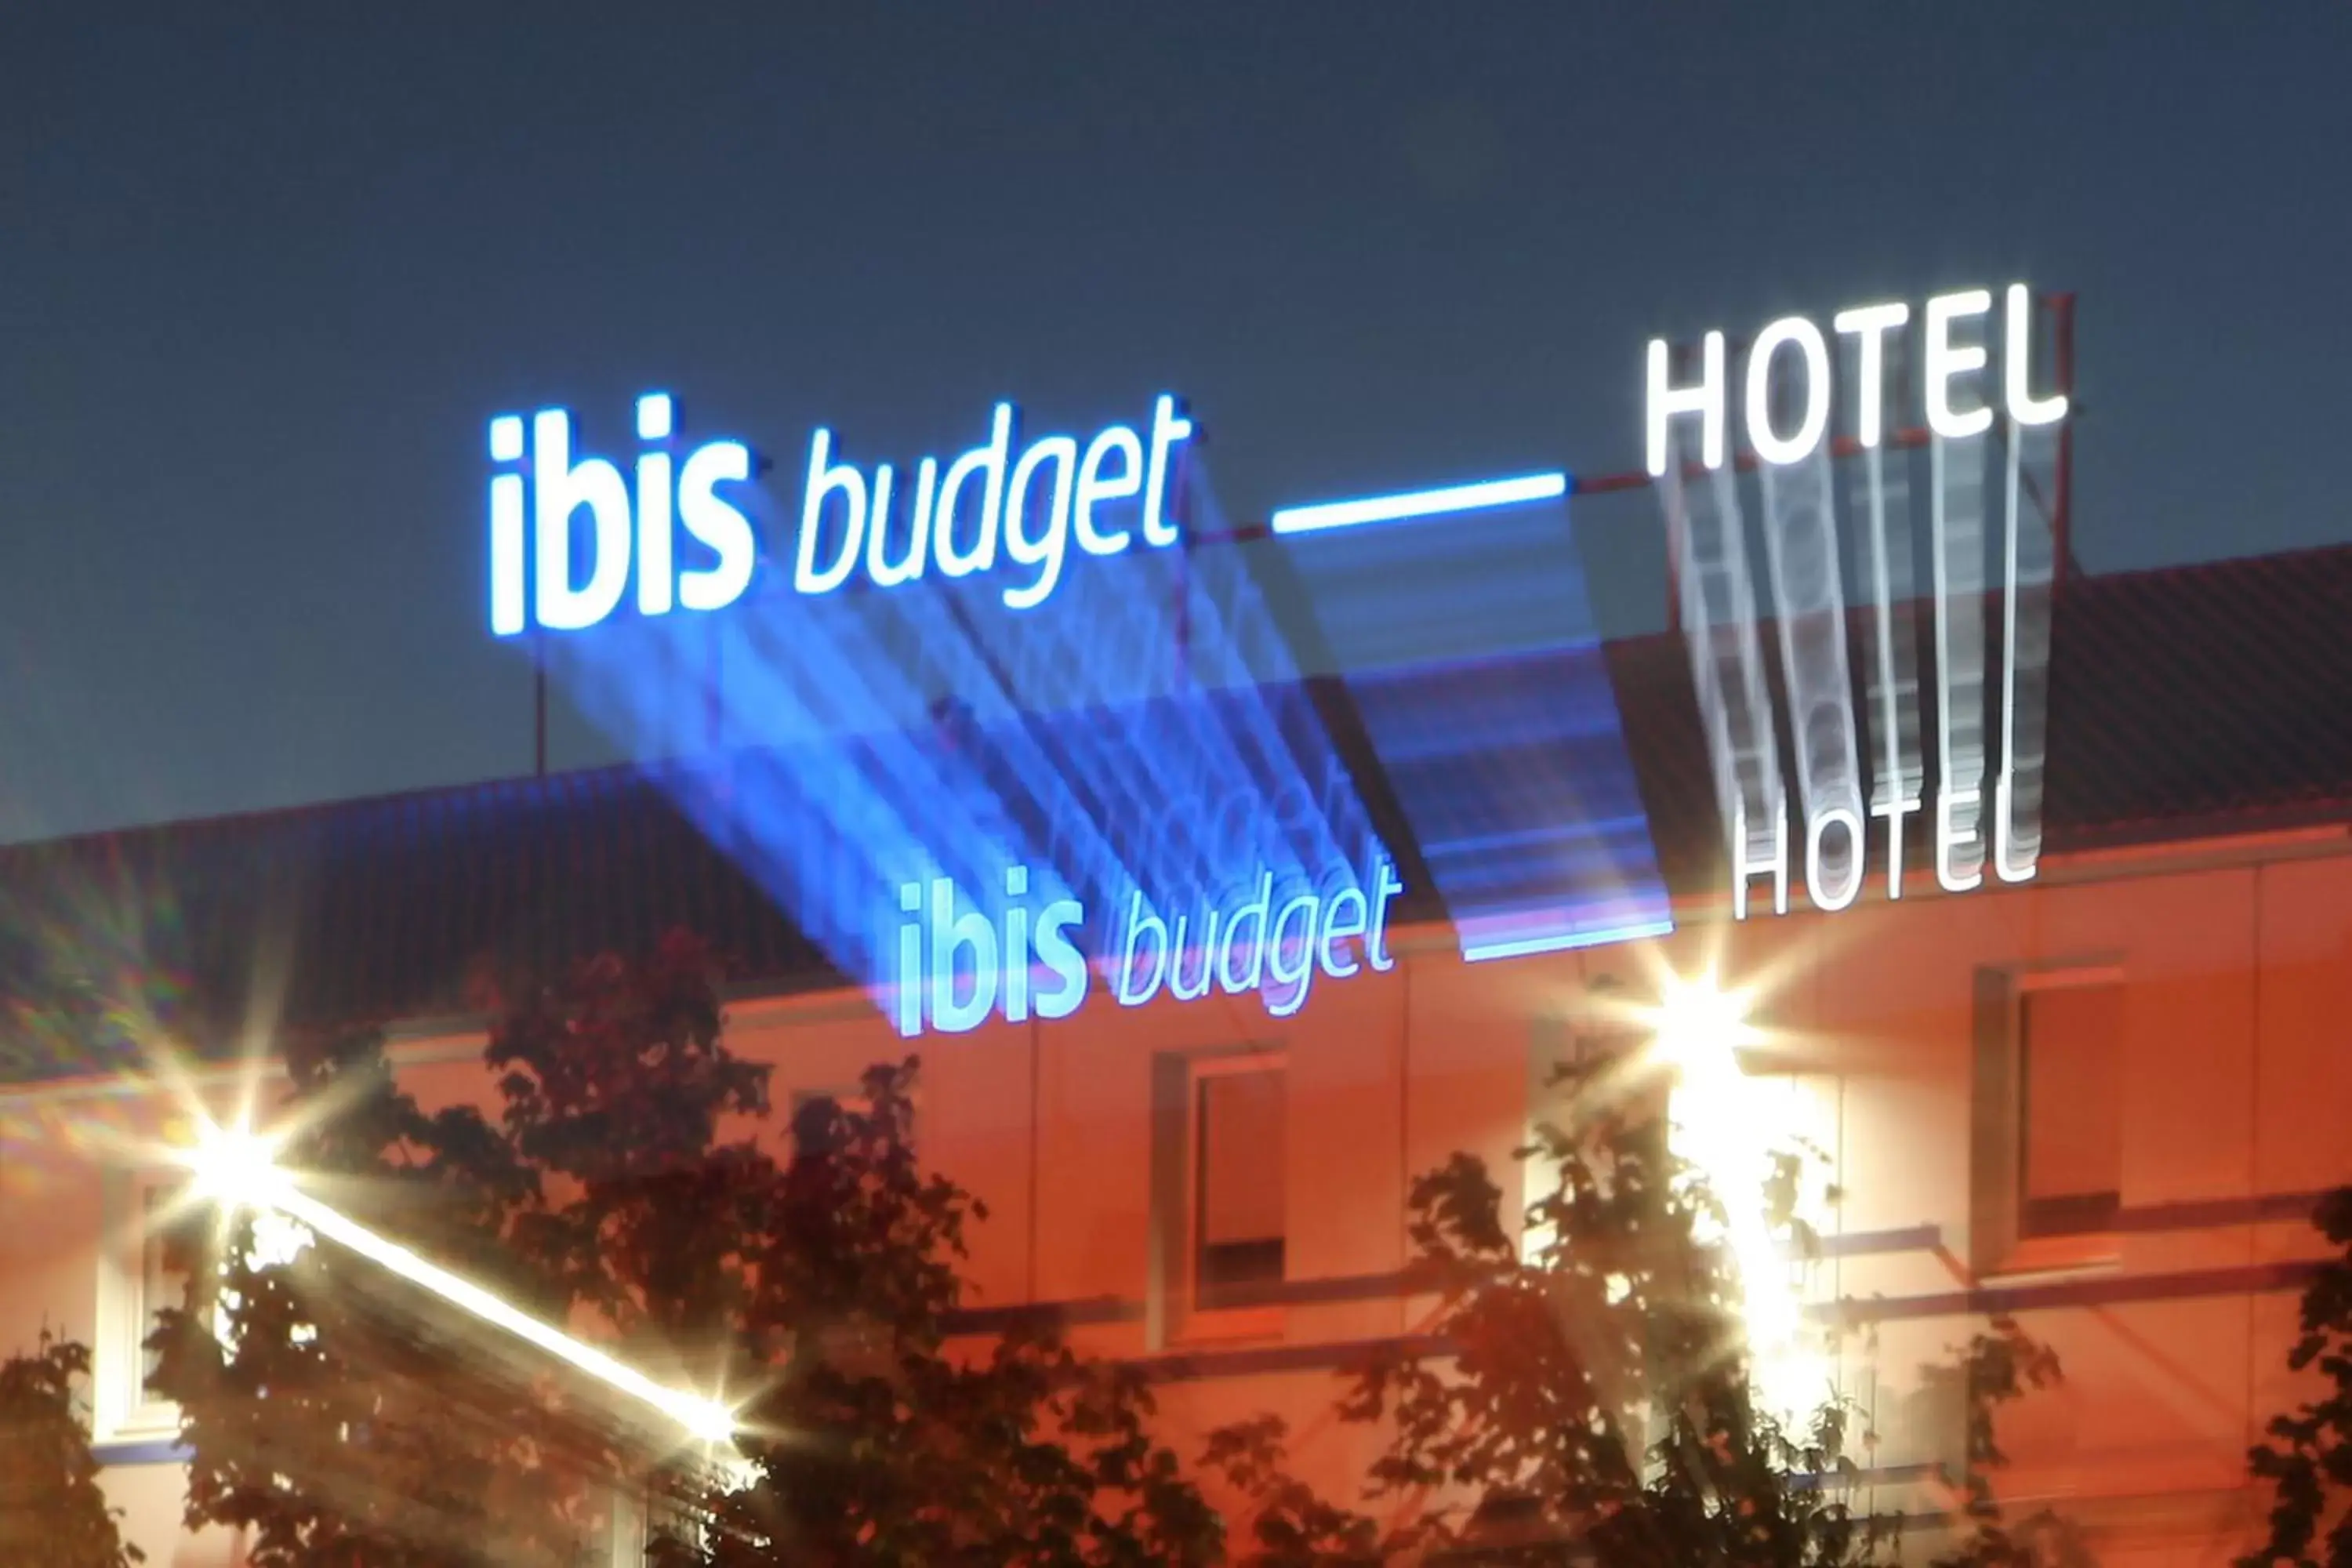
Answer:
8;540;2343;860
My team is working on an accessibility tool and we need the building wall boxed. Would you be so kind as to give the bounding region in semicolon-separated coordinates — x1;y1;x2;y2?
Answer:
3;827;2348;1563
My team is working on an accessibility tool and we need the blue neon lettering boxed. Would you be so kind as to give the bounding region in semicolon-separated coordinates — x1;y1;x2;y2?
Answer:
1318;885;1367;978
1265;891;1322;1018
895;882;924;1038
1115;892;1166;1007
490;392;1190;632
1074;425;1143;554
928;877;999;1035
1216;873;1274;993
1167;909;1219;1002
796;426;864;595
1142;394;1192;547
866;459;936;588
935;403;1014;580
791;397;1188;602
633;403;674;618
895;853;1399;1034
534;408;633;631
1269;471;1569;536
677;441;754;612
1033;898;1088;1020
486;397;759;635
489;417;528;636
1366;853;1403;971
1004;434;1077;611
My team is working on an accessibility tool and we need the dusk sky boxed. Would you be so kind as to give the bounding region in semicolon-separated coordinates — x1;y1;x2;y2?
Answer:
3;6;2347;844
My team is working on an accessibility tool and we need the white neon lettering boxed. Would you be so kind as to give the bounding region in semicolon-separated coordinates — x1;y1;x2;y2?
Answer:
1804;804;1865;912
1745;316;1831;466
2004;283;2068;426
1936;787;1984;893
1003;434;1076;611
1731;794;1790;920
1647;331;1725;476
1141;394;1192;547
532;409;632;631
1871;795;1921;900
935;403;1014;579
1994;772;2038;884
1994;411;2044;884
1831;302;1910;449
1925;289;1994;440
795;427;865;595
677;440;754;612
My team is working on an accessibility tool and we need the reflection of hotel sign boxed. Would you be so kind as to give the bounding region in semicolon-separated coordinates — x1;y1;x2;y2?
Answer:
1647;286;2071;919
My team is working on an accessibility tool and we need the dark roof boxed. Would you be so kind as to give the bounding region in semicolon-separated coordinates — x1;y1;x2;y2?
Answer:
1599;543;2352;887
0;762;833;1083
4;546;2349;1084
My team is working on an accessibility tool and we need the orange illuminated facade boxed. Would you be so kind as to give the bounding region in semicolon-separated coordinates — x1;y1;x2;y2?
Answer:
4;543;2350;1563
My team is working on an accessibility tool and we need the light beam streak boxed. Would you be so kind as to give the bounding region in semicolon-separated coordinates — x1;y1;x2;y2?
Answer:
1269;473;1568;535
180;1125;738;1446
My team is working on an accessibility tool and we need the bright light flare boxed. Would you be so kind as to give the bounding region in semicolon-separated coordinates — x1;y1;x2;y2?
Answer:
172;1113;739;1448
1646;970;1823;1418
181;1118;292;1209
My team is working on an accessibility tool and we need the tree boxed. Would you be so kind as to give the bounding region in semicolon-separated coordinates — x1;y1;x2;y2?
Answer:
2242;1187;2352;1568
153;931;1225;1566
1207;1047;2092;1566
0;1330;143;1568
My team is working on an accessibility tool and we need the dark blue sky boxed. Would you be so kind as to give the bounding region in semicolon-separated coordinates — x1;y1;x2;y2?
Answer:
3;5;2346;844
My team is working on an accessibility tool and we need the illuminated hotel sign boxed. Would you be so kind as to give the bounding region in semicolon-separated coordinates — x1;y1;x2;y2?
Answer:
892;851;1403;1035
488;394;1192;634
1648;285;2070;919
485;274;2071;1033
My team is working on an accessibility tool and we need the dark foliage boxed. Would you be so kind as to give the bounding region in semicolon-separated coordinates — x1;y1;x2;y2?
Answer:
0;1331;143;1567
1207;1050;2092;1567
152;930;1224;1566
2243;1187;2352;1568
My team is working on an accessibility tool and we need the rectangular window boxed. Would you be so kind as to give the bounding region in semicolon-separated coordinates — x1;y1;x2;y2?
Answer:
1149;1051;1287;1345
136;1185;191;1399
1193;1065;1286;1309
1970;964;2125;1275
94;1172;199;1442
96;1171;314;1443
2018;982;2124;1238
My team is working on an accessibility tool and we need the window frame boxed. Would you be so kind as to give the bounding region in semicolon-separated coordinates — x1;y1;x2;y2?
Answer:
1969;961;2125;1277
1149;1047;1287;1348
93;1167;198;1443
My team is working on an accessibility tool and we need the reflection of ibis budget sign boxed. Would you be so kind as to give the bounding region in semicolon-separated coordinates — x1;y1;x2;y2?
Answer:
891;851;1404;1036
488;394;1192;634
1646;285;2071;919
